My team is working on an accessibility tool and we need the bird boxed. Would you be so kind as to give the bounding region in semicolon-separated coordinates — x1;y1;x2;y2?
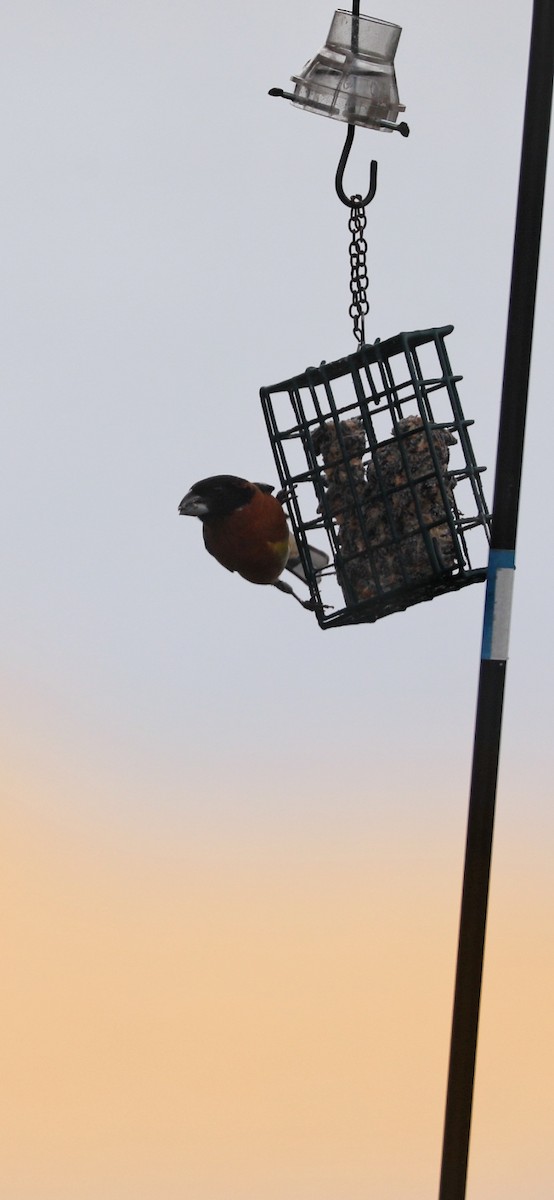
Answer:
178;474;328;608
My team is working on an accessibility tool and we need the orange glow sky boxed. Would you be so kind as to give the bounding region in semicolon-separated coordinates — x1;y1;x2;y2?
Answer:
2;766;553;1200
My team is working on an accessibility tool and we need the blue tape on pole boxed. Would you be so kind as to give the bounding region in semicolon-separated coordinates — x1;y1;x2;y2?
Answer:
481;549;516;661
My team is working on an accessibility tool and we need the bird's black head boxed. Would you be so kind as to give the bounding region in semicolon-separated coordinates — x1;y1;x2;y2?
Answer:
178;474;262;519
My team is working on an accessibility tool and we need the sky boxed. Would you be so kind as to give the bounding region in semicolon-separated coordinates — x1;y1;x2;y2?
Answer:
1;1;553;1197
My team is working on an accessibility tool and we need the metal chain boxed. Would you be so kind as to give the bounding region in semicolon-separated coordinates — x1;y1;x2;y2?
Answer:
348;197;369;345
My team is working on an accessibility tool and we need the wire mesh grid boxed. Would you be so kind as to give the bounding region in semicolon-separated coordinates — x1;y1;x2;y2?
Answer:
260;326;491;629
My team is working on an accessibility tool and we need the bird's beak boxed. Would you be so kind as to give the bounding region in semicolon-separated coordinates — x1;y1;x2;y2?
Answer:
178;490;209;517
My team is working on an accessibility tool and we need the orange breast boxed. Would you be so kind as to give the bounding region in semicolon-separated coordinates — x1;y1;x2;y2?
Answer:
203;489;290;584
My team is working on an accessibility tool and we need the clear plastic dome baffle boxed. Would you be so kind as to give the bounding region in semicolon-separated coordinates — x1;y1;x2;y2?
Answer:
290;10;405;130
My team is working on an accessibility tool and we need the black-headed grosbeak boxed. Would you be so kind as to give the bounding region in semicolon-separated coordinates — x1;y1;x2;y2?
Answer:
178;474;327;607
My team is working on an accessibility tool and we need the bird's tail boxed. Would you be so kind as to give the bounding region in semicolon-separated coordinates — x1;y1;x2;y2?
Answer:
286;534;329;584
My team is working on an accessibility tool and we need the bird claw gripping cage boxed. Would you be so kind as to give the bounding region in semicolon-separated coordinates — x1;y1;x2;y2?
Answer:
261;326;491;630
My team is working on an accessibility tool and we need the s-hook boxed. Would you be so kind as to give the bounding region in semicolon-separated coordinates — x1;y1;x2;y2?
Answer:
335;123;378;209
335;114;410;209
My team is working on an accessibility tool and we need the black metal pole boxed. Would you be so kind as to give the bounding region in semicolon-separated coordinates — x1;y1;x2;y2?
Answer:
352;3;360;72
438;3;554;1199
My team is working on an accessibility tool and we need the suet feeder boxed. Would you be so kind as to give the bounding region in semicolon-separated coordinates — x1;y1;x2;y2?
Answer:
261;326;490;629
265;6;491;628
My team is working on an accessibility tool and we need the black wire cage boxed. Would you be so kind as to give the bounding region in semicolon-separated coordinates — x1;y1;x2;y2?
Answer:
261;326;491;630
